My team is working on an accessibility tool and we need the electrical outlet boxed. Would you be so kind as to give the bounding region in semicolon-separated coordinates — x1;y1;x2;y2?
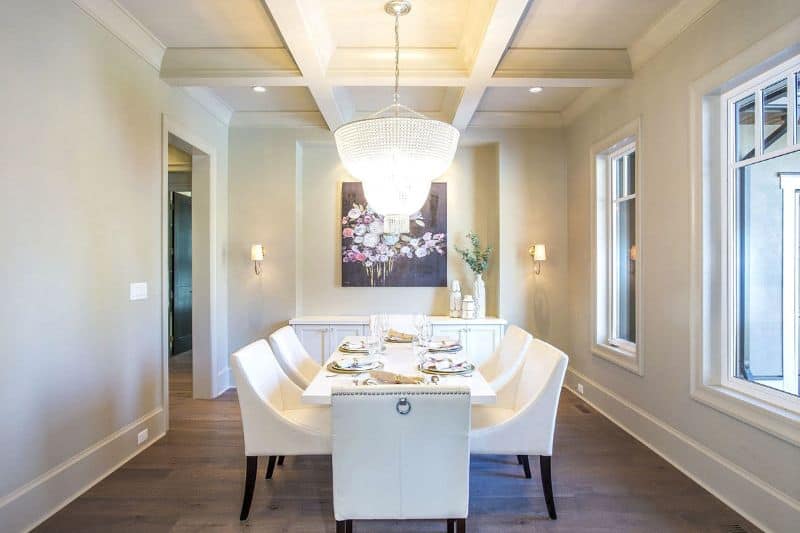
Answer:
137;428;149;445
577;383;585;395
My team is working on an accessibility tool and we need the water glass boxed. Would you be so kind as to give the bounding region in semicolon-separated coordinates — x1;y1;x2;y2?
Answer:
366;335;382;362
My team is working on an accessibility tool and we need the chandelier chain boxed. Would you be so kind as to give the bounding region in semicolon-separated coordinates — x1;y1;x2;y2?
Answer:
393;12;400;111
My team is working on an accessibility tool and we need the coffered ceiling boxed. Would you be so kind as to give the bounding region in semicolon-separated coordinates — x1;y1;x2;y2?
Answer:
100;0;720;129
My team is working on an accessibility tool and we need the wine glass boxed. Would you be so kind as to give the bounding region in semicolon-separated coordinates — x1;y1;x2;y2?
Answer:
366;334;382;363
412;313;426;336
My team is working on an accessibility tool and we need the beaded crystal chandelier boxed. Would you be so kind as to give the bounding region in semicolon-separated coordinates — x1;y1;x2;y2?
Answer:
334;0;460;234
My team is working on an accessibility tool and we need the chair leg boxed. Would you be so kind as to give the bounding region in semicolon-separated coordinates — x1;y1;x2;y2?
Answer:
456;518;466;533
347;520;353;533
516;454;524;465
265;456;277;479
336;519;352;533
447;518;455;533
540;455;557;519
239;456;258;521
277;455;285;466
519;455;532;479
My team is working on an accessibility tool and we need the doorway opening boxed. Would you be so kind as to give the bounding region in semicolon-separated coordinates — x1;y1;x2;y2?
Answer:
168;138;193;403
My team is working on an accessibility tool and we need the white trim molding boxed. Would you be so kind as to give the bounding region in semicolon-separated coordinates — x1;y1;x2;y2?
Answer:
0;408;165;532
564;370;800;533
72;0;165;71
181;88;234;127
690;34;800;446
589;117;645;376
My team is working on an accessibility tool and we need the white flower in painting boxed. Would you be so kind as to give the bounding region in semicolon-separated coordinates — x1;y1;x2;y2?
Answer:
365;260;373;267
348;207;361;220
415;247;428;258
354;224;367;236
383;234;399;245
363;232;380;248
400;245;411;255
354;236;364;244
379;254;389;262
409;238;420;247
422;232;433;241
368;220;384;234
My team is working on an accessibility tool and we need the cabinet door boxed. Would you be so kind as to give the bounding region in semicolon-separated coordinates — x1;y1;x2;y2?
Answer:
293;325;330;364
466;325;504;365
330;324;365;350
432;325;467;346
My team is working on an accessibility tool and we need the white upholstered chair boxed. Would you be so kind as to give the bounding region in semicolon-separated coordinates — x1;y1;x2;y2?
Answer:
231;339;330;521
331;384;471;533
383;314;416;334
471;339;568;519
268;325;321;390
478;325;533;391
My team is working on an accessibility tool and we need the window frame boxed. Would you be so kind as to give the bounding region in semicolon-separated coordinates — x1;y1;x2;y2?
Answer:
723;58;800;405
691;47;800;447
590;118;644;376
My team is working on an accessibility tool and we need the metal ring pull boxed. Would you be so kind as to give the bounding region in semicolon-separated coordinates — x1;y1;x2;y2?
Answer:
396;397;411;415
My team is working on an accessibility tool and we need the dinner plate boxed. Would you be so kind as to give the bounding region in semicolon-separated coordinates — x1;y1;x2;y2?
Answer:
326;360;384;374
417;361;475;376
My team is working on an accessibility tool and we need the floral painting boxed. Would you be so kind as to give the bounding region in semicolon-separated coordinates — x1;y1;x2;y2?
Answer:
341;182;447;287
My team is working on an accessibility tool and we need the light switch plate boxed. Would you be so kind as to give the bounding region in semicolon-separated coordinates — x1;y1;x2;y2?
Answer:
129;282;148;301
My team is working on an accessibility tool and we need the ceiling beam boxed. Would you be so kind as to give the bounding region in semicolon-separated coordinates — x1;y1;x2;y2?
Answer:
450;0;532;131
262;0;345;130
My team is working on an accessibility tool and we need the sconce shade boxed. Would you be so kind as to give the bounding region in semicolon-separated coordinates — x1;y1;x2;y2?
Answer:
629;244;638;261
251;244;265;262
532;244;547;262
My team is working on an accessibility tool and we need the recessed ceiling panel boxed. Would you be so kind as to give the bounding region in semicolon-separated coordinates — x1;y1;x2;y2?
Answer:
477;87;586;112
117;0;285;47
319;0;471;48
346;86;449;113
212;87;318;112
511;0;679;49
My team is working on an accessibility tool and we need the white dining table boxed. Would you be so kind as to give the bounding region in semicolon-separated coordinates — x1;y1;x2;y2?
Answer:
302;336;497;405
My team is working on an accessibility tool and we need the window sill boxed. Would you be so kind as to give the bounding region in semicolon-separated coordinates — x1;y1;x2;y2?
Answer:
690;381;800;447
592;342;644;376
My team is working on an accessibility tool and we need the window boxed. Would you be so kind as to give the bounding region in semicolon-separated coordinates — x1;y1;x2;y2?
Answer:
729;62;800;399
591;119;643;375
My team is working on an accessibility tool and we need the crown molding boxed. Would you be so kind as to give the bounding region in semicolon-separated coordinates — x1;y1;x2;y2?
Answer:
629;0;721;71
72;0;165;71
182;88;234;126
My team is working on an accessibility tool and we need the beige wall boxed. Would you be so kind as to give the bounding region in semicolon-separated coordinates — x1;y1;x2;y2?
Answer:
0;2;228;530
564;1;800;530
227;128;569;354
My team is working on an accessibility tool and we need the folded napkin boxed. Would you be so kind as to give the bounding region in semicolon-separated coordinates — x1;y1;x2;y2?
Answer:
426;339;463;352
386;329;415;341
423;358;470;371
336;357;375;369
368;370;424;384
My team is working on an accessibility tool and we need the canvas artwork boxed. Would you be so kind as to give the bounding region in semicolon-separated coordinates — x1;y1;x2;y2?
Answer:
341;182;447;287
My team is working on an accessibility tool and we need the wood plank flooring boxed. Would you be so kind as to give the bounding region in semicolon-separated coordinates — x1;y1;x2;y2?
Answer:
37;352;757;532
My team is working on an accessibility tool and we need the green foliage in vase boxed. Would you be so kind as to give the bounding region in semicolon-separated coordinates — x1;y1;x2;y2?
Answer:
455;232;493;275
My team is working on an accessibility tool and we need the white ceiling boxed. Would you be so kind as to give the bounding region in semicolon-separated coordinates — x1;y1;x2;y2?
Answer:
106;0;712;128
212;87;317;112
510;0;678;49
478;87;586;112
319;0;473;48
118;0;285;47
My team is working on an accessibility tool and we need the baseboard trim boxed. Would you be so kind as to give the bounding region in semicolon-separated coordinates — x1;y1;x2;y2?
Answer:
564;368;799;533
0;407;166;532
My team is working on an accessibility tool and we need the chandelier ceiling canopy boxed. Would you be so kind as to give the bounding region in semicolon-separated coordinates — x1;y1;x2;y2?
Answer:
334;0;460;234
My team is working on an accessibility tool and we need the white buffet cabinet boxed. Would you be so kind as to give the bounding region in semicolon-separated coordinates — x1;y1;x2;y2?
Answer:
289;316;507;365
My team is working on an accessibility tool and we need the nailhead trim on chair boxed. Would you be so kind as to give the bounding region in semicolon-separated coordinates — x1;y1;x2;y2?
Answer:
332;391;470;397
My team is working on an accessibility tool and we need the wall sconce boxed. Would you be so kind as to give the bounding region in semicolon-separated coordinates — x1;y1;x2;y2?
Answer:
629;244;637;274
251;244;265;276
528;243;547;275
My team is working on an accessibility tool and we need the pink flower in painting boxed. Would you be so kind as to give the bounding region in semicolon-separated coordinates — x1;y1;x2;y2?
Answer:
343;228;354;238
354;252;367;262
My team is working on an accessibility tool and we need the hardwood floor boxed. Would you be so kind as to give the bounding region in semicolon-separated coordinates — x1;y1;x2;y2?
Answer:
37;352;757;532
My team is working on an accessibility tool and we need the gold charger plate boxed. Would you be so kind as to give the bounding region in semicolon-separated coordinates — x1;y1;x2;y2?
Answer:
417;362;475;376
326;360;384;374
